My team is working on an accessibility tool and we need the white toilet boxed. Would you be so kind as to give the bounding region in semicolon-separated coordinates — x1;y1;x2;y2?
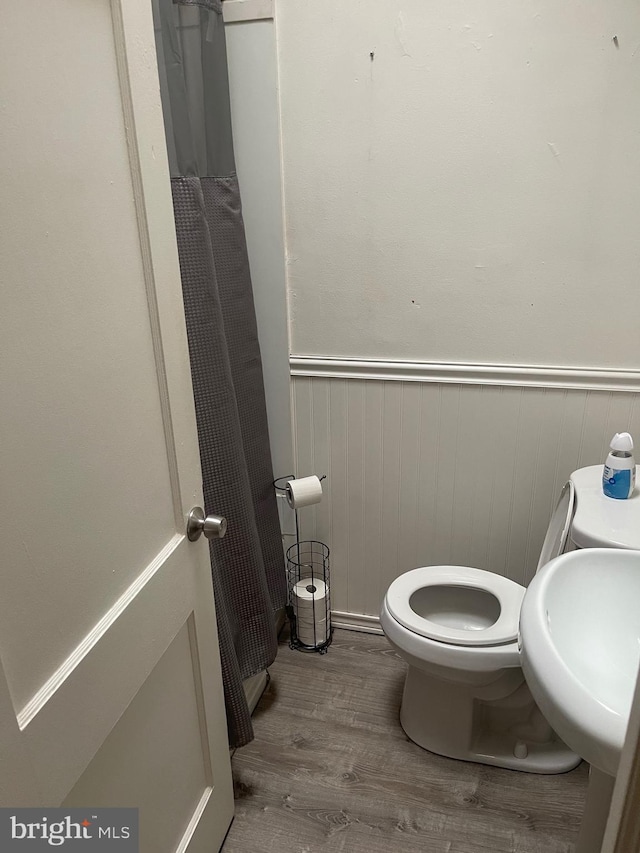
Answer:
380;465;640;774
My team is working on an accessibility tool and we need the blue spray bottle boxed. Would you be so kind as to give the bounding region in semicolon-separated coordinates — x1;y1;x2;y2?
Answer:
602;432;636;499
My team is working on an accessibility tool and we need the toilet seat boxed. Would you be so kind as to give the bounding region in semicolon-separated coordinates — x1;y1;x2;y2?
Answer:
385;565;525;647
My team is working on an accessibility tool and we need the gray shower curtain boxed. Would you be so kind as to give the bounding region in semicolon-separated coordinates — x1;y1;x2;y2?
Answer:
152;0;286;747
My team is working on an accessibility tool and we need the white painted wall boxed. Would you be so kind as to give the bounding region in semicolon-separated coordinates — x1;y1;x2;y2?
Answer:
225;10;293;480
277;0;640;368
223;2;640;622
270;0;640;621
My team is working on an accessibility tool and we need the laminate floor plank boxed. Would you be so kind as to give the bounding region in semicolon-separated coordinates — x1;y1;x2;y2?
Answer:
222;630;587;853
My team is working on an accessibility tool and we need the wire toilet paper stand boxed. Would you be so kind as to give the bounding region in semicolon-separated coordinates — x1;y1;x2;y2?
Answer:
274;475;332;654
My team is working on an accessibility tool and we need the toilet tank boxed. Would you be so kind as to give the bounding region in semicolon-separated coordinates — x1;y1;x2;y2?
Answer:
536;465;640;573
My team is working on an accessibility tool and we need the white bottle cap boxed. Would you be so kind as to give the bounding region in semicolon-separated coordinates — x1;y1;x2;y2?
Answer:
610;432;634;452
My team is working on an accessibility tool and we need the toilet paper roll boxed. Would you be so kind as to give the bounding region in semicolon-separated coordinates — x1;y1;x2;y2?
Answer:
297;620;329;645
286;476;323;509
292;577;329;646
296;619;327;634
292;577;328;602
294;611;328;627
297;621;329;647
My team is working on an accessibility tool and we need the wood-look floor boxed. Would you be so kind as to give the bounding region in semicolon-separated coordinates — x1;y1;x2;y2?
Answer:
222;629;588;853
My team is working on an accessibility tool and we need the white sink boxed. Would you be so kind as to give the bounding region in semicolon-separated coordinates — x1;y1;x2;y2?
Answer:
520;548;640;776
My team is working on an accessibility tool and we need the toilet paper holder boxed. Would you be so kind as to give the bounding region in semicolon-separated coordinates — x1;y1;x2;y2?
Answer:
274;474;332;654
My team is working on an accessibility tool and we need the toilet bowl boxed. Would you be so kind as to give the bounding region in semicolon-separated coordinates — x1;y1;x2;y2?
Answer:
380;465;640;773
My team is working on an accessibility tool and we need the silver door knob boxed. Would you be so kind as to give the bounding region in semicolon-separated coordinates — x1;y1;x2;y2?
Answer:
187;507;227;541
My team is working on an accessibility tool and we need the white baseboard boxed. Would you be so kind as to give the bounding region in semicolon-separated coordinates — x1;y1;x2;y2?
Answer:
331;610;383;635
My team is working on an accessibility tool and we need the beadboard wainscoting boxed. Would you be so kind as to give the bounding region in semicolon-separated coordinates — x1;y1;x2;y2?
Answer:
290;359;640;626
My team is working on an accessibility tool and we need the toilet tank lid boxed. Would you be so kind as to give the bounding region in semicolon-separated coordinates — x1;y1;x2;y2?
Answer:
570;465;640;550
536;480;574;572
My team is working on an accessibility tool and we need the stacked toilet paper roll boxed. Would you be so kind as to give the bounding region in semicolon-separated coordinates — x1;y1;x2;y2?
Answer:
292;577;329;647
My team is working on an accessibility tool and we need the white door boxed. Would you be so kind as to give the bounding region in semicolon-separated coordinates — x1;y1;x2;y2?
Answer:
0;2;234;851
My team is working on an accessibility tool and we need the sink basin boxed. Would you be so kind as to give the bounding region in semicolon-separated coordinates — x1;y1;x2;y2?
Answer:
520;548;640;776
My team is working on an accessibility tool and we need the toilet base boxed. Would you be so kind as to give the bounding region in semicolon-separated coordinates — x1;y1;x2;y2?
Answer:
400;664;581;774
